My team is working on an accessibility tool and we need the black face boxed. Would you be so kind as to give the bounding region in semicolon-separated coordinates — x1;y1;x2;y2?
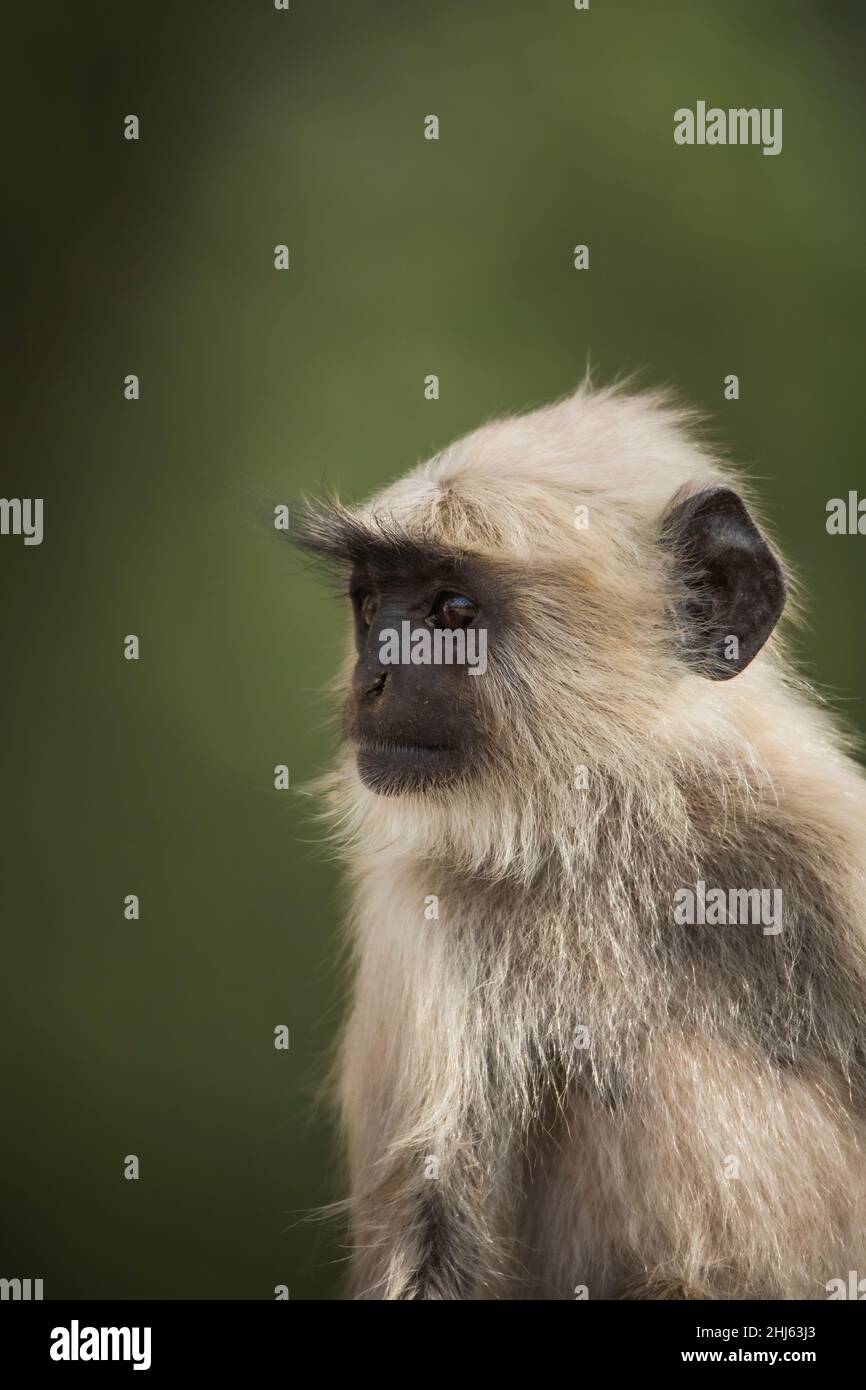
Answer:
346;561;489;795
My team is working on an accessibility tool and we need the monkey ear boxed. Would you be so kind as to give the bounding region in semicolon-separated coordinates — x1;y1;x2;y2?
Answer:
660;486;786;680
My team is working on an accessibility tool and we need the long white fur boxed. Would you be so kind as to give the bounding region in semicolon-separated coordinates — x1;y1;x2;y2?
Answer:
314;383;866;1299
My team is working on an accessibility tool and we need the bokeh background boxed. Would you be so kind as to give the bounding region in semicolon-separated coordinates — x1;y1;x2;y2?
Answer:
2;0;865;1299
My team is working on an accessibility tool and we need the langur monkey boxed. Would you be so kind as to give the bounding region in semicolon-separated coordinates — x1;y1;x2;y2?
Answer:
299;383;866;1300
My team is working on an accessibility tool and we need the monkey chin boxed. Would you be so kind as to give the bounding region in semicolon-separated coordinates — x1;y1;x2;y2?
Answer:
355;739;466;796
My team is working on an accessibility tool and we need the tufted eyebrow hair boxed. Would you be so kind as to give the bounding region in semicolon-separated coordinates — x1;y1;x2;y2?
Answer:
293;500;470;577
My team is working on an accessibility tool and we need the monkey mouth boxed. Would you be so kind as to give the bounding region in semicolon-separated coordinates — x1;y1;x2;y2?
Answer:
355;737;464;794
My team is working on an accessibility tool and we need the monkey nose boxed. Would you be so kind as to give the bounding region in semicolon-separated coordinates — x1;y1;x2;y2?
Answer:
360;670;389;702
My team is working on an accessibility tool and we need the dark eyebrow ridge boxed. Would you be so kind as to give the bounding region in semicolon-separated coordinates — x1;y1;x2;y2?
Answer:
293;501;469;576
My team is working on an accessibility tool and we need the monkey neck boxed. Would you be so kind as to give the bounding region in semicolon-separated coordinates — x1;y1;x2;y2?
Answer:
342;716;866;1111
337;686;865;934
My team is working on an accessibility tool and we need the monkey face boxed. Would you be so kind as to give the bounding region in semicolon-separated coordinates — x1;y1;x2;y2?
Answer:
344;561;491;795
295;387;789;827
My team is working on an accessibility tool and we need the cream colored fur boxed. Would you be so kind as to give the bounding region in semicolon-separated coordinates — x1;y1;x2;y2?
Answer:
312;384;866;1299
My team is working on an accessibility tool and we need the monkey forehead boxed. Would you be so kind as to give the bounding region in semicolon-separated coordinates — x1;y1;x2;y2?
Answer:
370;387;731;555
368;472;583;557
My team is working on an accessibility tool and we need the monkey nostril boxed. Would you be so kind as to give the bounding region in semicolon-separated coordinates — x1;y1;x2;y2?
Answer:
363;671;389;701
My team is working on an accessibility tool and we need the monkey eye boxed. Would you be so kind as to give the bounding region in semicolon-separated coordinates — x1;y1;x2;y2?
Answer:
359;592;378;628
429;592;479;629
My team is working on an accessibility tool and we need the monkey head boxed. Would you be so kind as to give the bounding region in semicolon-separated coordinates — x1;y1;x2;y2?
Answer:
297;385;787;872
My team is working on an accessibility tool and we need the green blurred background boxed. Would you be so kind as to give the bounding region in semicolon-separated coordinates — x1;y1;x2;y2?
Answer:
2;1;865;1299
